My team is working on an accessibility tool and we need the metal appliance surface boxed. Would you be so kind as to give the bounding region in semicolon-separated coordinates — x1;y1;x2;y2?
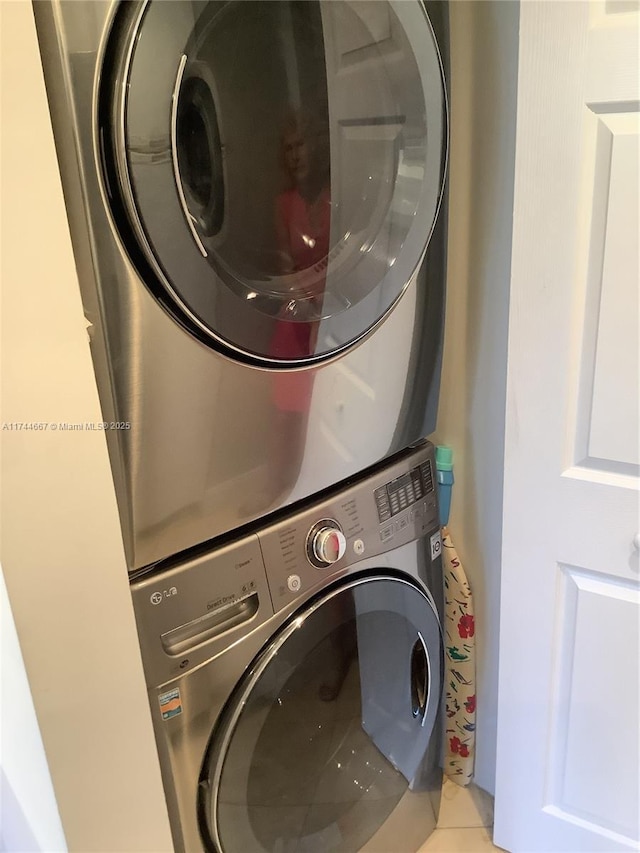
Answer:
34;1;449;570
131;442;444;852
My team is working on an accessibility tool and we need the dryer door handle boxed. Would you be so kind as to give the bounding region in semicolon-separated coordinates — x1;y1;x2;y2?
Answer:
410;631;430;726
170;53;209;259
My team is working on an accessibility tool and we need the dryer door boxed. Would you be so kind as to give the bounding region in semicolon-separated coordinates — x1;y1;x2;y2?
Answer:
102;0;447;365
198;575;442;852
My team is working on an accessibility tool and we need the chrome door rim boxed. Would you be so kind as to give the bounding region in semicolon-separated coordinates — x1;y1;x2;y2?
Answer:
201;571;442;852
100;0;449;367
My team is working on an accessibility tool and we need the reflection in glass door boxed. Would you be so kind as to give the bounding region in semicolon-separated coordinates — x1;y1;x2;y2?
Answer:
109;0;446;362
199;576;442;852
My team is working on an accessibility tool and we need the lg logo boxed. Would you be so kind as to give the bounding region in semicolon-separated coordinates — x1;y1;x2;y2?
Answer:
150;586;178;605
430;531;442;561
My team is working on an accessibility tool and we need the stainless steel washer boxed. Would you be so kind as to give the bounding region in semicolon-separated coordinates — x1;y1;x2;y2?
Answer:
35;1;449;571
131;442;444;852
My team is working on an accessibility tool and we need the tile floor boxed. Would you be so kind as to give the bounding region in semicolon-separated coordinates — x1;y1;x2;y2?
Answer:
417;779;507;852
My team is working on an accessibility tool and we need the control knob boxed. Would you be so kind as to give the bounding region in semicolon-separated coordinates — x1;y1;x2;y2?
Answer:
307;520;347;567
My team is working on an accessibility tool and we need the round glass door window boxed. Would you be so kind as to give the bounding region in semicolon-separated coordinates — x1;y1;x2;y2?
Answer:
104;0;447;363
198;576;443;852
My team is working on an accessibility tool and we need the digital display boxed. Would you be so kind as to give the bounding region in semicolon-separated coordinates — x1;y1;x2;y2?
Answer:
374;461;434;523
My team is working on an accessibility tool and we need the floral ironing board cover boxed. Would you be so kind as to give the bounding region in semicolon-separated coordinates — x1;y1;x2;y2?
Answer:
442;526;476;786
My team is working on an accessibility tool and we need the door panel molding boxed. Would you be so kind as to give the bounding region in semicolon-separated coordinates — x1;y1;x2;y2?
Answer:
546;565;639;841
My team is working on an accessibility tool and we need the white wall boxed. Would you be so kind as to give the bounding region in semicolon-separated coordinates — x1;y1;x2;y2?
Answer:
0;568;66;852
435;0;519;795
0;4;172;850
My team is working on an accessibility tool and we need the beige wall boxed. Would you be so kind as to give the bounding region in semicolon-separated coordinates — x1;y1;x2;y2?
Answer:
435;0;519;795
0;3;172;850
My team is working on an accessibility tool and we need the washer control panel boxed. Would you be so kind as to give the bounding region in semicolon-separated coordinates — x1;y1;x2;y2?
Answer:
259;442;439;613
374;459;434;522
131;442;440;685
131;443;440;684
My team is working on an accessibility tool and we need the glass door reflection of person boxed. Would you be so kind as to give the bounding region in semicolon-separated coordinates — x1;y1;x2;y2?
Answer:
260;111;331;510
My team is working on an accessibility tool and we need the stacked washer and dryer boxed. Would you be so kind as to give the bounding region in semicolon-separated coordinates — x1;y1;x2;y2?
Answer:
35;1;450;850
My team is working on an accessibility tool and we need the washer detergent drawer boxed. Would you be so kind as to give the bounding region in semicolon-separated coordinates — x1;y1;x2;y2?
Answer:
131;536;274;687
198;575;443;853
160;592;259;656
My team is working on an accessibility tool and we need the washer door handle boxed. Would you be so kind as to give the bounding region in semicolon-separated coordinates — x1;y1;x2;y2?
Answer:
410;631;430;725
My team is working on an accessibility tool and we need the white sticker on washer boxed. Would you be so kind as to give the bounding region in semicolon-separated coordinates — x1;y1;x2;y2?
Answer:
430;530;442;561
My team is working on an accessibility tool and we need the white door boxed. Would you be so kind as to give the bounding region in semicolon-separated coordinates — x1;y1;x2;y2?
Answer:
495;2;639;852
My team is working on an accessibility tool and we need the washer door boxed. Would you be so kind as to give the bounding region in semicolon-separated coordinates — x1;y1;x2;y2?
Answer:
102;0;447;365
198;575;442;852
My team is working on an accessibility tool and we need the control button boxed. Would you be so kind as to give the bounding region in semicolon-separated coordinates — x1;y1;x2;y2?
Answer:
312;527;347;566
287;574;302;593
420;461;434;493
380;525;394;543
353;539;365;556
375;494;390;520
397;516;409;531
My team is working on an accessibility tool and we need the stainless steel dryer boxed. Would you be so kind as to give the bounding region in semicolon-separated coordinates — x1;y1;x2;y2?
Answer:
35;1;449;570
131;441;444;852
